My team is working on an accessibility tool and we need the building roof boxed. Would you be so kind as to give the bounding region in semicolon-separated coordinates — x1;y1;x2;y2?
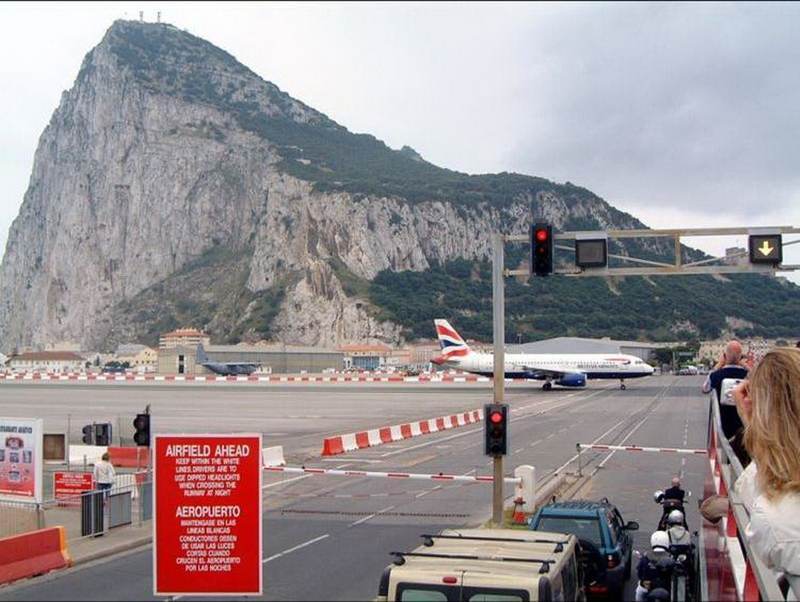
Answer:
161;328;206;338
203;344;341;354
11;351;85;361
512;337;674;355
115;344;153;356
338;343;393;353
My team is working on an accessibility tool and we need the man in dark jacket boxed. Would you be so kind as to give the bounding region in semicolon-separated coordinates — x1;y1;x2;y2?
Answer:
702;340;748;441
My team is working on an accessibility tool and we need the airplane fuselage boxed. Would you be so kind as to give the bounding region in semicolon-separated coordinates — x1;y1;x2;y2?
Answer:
440;352;654;381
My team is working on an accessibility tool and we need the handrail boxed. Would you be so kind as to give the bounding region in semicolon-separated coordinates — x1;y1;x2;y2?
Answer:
709;390;797;601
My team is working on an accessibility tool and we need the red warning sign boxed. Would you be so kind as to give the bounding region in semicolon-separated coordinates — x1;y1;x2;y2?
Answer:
53;472;93;505
153;434;262;596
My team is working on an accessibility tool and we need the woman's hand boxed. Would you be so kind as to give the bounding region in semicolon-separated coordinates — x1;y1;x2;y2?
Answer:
733;379;753;425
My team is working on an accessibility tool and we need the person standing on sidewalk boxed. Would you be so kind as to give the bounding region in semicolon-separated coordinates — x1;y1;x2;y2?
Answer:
93;452;116;495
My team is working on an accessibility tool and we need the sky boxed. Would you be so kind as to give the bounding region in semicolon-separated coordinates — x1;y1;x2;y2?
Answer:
0;1;798;280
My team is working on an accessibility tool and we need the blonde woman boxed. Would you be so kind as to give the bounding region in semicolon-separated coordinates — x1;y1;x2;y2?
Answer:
732;348;800;581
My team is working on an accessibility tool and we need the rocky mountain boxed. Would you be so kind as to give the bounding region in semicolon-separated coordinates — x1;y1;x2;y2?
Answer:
0;20;798;351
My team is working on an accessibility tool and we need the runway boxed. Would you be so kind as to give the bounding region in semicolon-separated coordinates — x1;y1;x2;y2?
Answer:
0;375;710;601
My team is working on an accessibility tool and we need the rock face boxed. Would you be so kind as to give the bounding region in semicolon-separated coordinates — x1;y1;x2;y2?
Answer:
6;20;779;351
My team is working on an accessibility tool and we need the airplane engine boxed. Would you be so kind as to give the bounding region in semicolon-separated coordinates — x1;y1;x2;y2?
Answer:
556;373;586;387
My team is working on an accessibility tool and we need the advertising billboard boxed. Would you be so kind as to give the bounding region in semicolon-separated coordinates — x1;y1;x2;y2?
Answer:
0;417;43;502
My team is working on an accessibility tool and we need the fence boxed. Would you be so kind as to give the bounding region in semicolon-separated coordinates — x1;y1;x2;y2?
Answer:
704;386;799;601
0;474;152;541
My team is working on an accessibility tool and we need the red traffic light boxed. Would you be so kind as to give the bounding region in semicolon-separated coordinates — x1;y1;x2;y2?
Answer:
535;229;549;242
489;411;504;424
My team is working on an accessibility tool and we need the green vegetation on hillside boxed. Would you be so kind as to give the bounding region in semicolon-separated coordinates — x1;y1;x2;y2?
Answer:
369;252;800;343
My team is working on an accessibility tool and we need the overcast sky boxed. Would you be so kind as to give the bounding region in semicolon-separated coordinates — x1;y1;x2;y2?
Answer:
1;1;798;279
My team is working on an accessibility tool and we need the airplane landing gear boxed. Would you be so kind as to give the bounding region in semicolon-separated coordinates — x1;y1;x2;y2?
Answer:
620;380;626;390
542;381;553;391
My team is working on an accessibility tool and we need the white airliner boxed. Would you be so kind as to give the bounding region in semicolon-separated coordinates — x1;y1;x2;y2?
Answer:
431;319;654;390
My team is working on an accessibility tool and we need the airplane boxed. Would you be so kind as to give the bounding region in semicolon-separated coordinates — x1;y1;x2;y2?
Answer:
431;319;654;390
196;345;261;376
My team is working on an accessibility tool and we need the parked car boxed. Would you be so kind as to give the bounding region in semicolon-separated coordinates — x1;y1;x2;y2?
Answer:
529;499;638;598
377;528;586;601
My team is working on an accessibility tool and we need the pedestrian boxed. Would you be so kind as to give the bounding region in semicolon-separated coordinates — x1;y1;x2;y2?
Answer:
93;452;116;496
732;348;800;583
702;341;749;459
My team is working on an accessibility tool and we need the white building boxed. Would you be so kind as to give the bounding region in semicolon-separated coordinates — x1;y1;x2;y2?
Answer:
8;351;86;373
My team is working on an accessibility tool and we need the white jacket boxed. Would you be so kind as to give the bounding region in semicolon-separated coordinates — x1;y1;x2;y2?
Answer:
735;463;800;576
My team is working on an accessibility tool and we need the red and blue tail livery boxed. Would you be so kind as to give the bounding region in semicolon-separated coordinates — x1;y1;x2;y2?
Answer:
434;319;471;359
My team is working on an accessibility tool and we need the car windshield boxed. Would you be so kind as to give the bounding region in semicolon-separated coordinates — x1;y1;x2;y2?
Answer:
536;516;603;547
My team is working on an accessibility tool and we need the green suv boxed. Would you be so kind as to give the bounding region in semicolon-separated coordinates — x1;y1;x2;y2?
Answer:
529;498;639;599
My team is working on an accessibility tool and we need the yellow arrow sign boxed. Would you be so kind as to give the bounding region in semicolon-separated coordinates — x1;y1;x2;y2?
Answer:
758;240;774;256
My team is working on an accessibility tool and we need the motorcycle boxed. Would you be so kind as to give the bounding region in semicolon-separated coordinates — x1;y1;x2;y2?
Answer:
653;489;691;530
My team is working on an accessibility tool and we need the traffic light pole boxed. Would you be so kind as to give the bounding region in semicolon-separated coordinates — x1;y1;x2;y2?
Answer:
491;233;505;526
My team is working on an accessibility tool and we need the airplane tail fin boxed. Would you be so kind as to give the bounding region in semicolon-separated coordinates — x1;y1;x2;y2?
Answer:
433;319;471;364
196;344;208;363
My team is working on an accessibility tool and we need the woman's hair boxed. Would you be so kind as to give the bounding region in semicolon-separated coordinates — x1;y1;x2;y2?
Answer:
101;452;110;461
744;348;800;499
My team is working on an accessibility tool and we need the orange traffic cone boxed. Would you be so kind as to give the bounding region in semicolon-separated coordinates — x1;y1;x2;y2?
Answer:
513;497;527;525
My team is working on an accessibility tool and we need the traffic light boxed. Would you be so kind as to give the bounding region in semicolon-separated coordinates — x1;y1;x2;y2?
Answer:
484;403;509;456
133;413;150;447
94;423;112;447
531;223;553;276
81;424;94;445
748;233;782;265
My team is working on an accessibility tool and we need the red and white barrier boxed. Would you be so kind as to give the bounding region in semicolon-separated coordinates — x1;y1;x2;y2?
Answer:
0;371;540;386
264;465;519;484
577;444;707;455
321;409;484;456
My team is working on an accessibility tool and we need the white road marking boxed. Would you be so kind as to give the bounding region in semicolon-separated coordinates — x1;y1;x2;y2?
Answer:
262;474;311;489
262;534;331;564
349;505;396;527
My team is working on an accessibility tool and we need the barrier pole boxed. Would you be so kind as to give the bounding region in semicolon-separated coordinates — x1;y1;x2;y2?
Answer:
491;233;505;526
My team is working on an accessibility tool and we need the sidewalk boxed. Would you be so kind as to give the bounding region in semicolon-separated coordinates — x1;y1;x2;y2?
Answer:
66;521;152;566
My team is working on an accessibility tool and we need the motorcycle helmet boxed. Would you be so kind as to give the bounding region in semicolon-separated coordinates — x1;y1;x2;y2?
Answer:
650;530;670;551
667;509;684;526
653;490;665;503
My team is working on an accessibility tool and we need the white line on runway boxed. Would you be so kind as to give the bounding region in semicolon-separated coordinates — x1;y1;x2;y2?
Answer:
263;474;311;489
376;390;598;459
550;417;628;476
262;534;331;563
349;505;396;527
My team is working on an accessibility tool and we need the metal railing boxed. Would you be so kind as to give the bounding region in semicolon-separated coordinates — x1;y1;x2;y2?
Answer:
707;389;798;601
0;476;152;541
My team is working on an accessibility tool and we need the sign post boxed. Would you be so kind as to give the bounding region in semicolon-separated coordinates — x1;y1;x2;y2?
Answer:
153;434;262;597
0;417;43;503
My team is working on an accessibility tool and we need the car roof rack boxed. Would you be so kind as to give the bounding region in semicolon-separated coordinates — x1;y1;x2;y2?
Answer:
421;534;566;553
391;551;551;574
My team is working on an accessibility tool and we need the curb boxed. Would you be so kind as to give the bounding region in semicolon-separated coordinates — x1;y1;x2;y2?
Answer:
71;533;152;567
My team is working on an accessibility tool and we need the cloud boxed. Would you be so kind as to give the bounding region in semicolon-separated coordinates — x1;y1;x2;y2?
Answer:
0;2;798;284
